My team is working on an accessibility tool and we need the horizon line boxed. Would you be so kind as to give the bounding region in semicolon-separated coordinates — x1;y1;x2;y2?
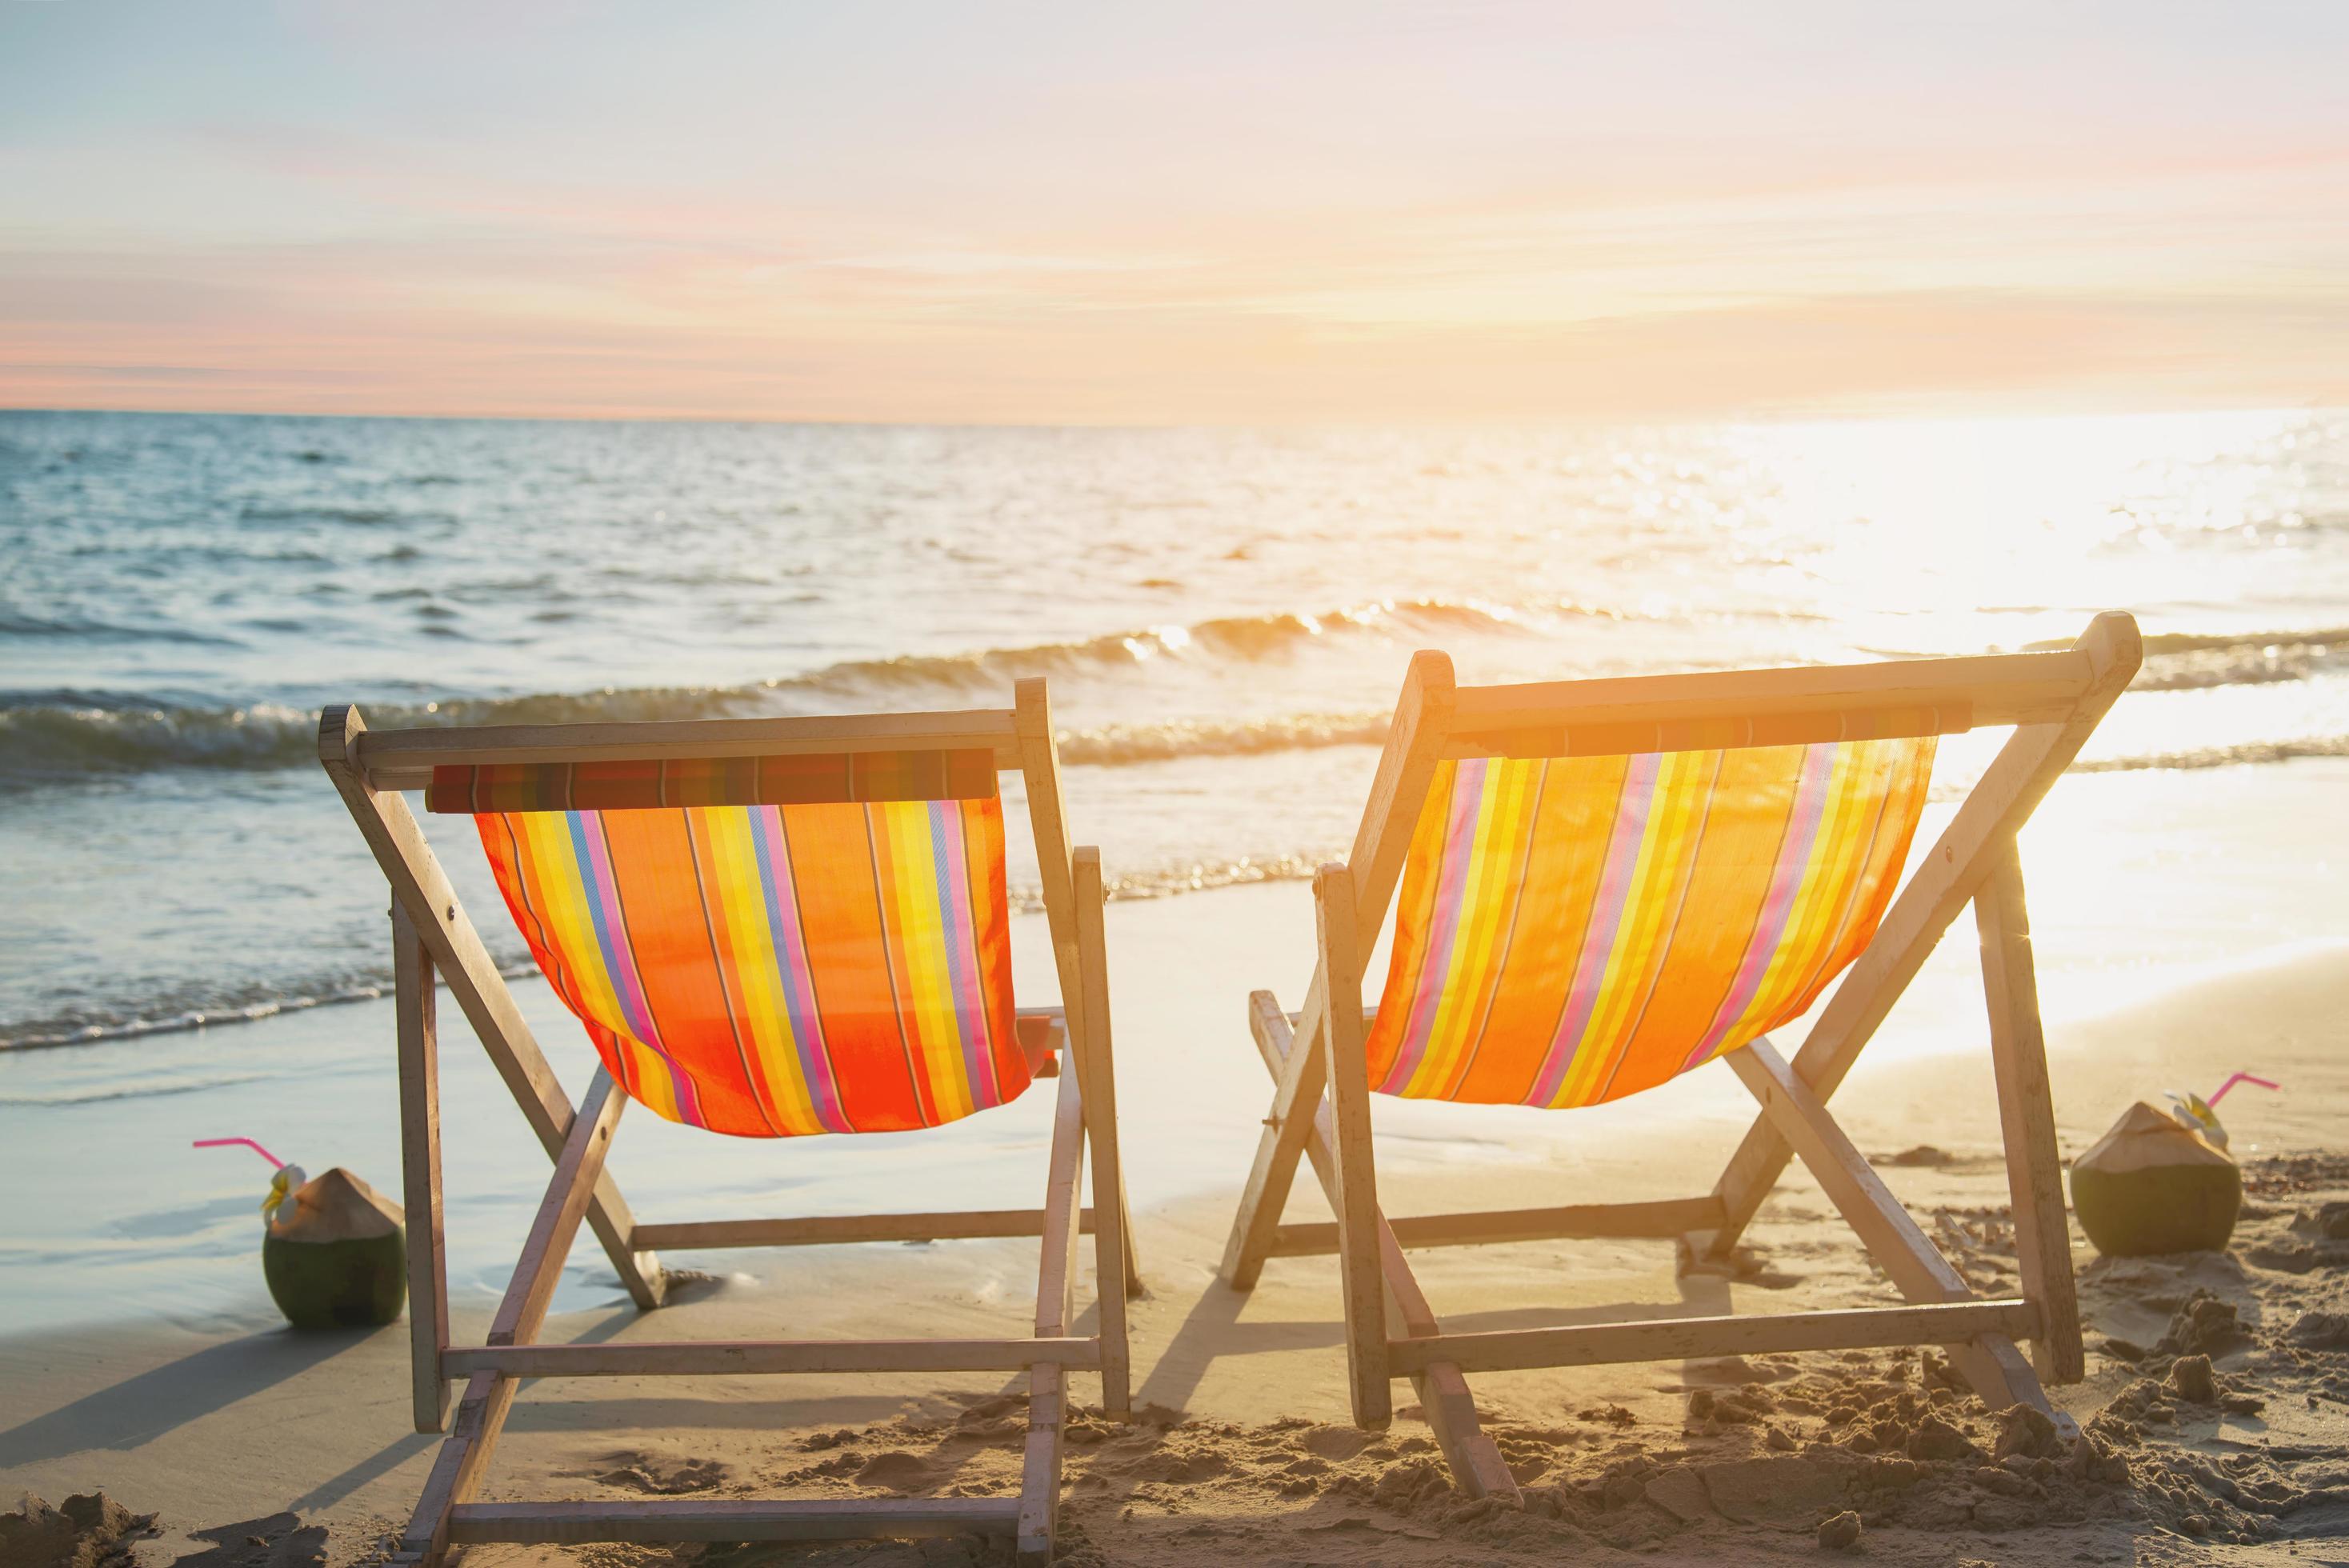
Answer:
4;397;2338;434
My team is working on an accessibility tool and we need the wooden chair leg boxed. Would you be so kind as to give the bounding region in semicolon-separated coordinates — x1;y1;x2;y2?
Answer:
394;903;450;1434
1016;687;1144;1304
390;1372;511;1568
1374;1233;1520;1502
1072;848;1132;1421
1728;1041;2075;1438
1014;1366;1066;1568
1245;1000;1520;1502
1221;983;1331;1290
1223;655;1456;1293
394;1070;628;1564
1316;864;1391;1430
1975;848;2085;1383
1018;1063;1086;1564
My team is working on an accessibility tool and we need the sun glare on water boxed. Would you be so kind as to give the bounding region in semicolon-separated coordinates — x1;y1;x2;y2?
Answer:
1709;410;2316;658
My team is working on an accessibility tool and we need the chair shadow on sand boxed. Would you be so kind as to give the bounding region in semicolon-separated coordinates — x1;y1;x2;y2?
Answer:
1133;1260;1739;1418
273;1270;888;1514
0;1323;375;1472
286;1273;918;1515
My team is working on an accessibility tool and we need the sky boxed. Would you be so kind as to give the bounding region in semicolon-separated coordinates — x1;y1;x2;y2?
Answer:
1;1;2344;425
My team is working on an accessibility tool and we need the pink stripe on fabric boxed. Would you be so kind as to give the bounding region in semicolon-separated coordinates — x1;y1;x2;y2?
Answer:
1378;759;1487;1094
572;811;701;1126
1527;750;1661;1106
1680;742;1841;1070
578;815;663;1048
931;801;998;1107
748;806;852;1134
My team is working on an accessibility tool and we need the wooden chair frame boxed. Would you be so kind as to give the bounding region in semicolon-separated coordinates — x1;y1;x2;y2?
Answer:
1220;613;2142;1501
320;679;1141;1566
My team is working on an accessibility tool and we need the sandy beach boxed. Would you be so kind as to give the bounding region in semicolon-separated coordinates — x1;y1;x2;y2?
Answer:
6;754;2347;1566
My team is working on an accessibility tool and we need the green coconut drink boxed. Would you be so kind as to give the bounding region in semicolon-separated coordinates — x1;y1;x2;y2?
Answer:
2069;1101;2242;1258
263;1167;407;1329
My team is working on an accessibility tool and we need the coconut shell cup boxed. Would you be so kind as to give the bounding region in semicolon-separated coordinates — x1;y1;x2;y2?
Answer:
2068;1101;2242;1258
262;1167;406;1330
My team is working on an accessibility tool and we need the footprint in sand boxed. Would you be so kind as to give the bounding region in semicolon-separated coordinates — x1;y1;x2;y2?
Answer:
592;1452;729;1494
1298;1426;1378;1462
855;1450;938;1493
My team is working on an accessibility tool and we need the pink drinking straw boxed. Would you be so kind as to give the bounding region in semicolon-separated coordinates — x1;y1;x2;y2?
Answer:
2206;1073;2279;1108
193;1136;286;1168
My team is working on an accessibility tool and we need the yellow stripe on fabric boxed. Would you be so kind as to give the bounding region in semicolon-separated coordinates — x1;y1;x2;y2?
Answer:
718;809;821;1134
1596;747;1728;1099
1807;740;1925;993
1715;742;1873;1054
620;1036;682;1123
1395;764;1481;1099
1599;750;1717;1090
511;814;684;1123
1768;742;1879;1017
1427;758;1541;1102
1669;751;1811;1072
1796;745;1901;1000
701;808;824;1137
883;804;973;1124
1833;739;1931;975
1403;761;1511;1097
1399;755;1531;1089
1844;738;1931;963
1555;749;1712;1106
1698;785;1834;1057
691;810;787;1133
1366;762;1456;1090
1551;762;1669;1106
516;813;632;1044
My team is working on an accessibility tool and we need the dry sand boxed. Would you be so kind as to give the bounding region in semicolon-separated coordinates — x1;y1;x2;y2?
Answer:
6;924;2348;1566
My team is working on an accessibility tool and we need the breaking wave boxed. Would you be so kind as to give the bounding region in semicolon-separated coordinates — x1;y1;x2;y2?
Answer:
10;616;2349;790
2069;736;2349;774
0;598;1540;783
2036;626;2349;693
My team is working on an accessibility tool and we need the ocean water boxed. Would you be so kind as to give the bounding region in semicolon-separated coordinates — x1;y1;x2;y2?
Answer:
4;406;2348;1060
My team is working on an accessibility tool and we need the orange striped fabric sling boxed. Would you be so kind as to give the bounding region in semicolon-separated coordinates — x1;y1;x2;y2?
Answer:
1364;735;1937;1110
429;751;1030;1138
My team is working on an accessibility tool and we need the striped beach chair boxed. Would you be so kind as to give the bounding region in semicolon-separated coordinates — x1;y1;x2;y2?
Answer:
1221;614;2141;1500
321;682;1136;1566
